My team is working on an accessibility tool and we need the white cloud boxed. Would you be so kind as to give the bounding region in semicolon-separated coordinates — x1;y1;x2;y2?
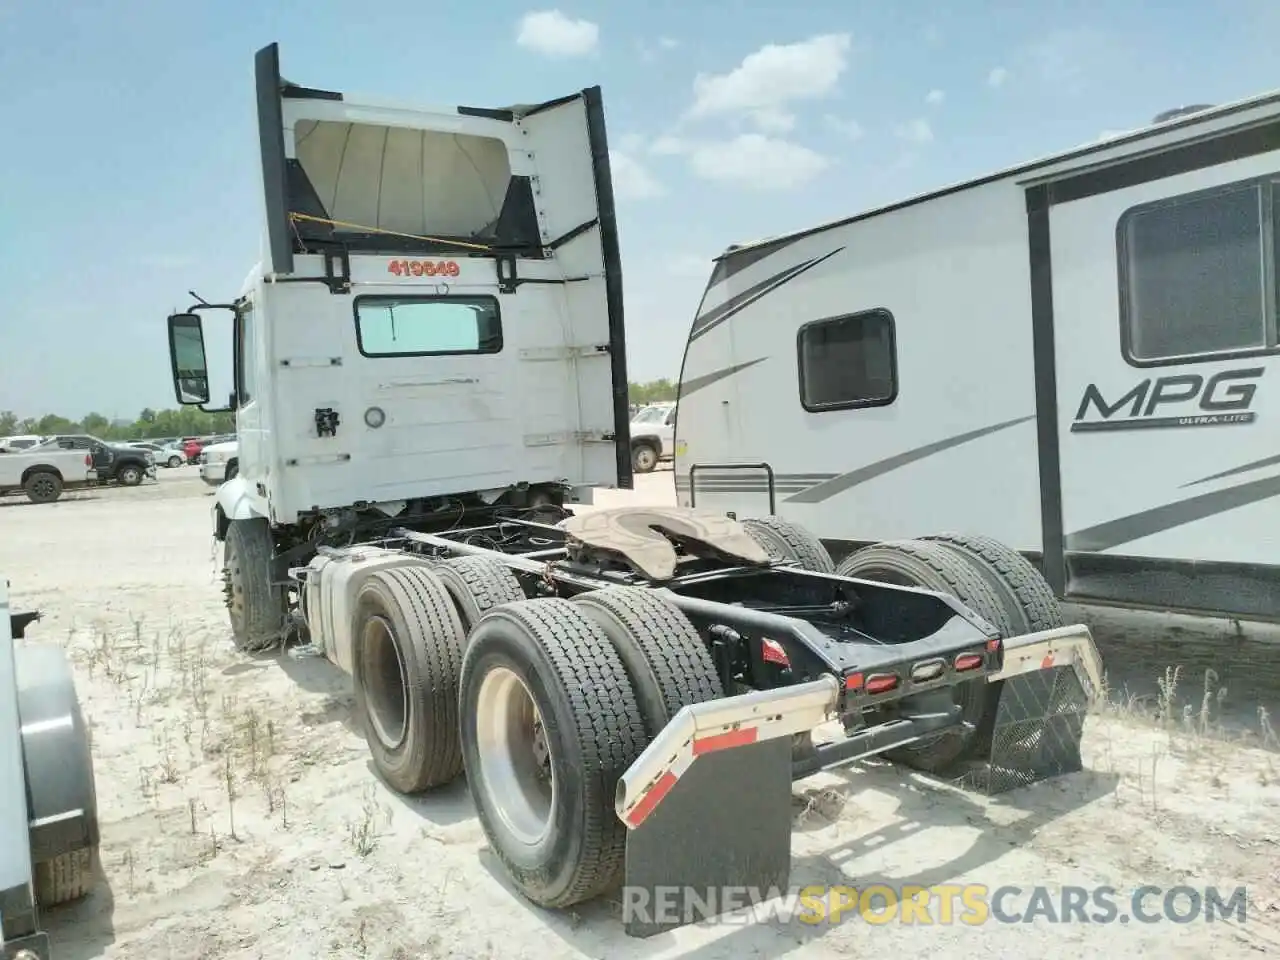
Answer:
923;25;944;47
925;89;945;106
686;134;830;190
649;135;688;156
688;33;852;132
823;115;864;140
617;133;645;153
516;10;599;58
637;35;680;62
894;118;934;144
988;66;1008;88
610;151;664;200
749;108;796;134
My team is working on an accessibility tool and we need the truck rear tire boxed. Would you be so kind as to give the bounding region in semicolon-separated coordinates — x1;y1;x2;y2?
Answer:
836;539;1013;773
222;518;287;652
459;598;647;909
573;586;723;739
922;533;1064;635
352;567;467;793
741;516;835;573
23;470;63;504
434;557;526;634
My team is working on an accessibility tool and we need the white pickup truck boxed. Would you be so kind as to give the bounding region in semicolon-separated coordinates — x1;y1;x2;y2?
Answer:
0;446;97;503
629;402;676;473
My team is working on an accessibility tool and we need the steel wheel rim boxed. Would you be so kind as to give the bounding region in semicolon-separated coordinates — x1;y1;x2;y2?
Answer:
475;666;554;846
122;467;139;483
361;615;409;749
635;447;656;471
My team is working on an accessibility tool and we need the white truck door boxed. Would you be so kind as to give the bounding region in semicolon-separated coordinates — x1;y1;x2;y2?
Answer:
1048;148;1280;615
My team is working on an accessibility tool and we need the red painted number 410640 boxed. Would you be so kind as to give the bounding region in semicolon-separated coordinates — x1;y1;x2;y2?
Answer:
388;259;460;278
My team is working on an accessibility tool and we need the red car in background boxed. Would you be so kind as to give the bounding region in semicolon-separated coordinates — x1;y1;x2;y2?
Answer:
182;438;205;463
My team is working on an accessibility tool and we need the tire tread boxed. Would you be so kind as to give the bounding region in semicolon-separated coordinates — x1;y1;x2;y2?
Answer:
360;566;466;791
923;533;1064;633
464;598;647;907
741;515;835;573
573;586;722;736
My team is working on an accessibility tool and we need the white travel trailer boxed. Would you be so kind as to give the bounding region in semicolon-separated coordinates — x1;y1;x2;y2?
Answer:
674;91;1280;623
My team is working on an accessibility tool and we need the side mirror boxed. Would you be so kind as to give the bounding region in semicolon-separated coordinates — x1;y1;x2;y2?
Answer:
168;313;211;405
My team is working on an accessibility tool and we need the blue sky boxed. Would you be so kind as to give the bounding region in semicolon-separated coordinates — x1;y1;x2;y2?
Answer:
1;0;1278;421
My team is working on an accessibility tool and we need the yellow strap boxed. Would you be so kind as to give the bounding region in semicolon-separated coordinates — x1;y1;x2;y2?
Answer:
287;212;493;253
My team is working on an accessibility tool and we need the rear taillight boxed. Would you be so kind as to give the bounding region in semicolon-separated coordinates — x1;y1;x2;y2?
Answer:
84;454;92;467
865;673;899;694
955;653;984;672
761;637;790;667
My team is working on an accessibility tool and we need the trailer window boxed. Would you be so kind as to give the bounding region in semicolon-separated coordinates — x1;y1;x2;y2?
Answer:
1119;179;1279;365
797;309;897;411
354;296;502;358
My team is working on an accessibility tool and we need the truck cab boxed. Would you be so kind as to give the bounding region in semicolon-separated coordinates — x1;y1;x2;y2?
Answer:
163;43;631;649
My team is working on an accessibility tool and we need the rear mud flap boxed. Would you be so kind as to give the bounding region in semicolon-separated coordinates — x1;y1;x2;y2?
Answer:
964;625;1102;794
622;737;794;938
614;678;840;938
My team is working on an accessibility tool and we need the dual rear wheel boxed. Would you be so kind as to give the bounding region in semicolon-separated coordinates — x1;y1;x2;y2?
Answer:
349;561;723;909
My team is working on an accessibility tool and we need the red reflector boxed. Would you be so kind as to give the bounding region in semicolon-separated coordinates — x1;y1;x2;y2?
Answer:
692;727;758;755
625;771;678;827
986;637;1001;653
761;637;790;667
955;653;984;671
866;673;898;695
844;672;864;691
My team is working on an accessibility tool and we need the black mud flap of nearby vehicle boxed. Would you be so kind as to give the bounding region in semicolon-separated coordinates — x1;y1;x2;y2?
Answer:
621;736;794;938
962;625;1100;794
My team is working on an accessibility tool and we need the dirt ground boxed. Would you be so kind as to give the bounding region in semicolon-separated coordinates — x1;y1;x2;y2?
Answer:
2;468;1278;959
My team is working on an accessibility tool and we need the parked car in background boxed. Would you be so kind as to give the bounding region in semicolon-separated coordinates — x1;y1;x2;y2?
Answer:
197;439;238;487
0;444;96;502
628;401;677;473
38;435;157;486
0;435;44;452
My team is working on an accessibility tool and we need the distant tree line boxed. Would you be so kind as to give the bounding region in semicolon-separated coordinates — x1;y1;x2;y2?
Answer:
0;407;235;442
1;379;677;441
629;379;677;405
